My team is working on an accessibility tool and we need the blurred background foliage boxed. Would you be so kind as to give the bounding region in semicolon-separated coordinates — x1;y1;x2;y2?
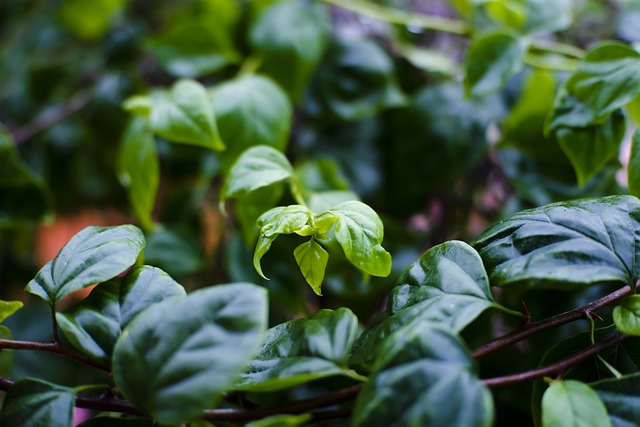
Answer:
1;0;639;423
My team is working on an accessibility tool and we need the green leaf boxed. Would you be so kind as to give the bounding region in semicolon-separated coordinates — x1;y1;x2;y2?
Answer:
112;283;267;424
485;0;573;33
0;378;76;427
294;238;329;296
484;1;526;29
557;109;626;186
150;79;223;150
352;323;494;427
464;30;524;97
144;226;203;277
328;201;391;277
237;184;285;246
249;0;330;100
258;205;313;237
25;225;146;306
117;117;159;231
564;43;640;124
253;234;277;280
628;129;640;198
613;296;640;336
0;325;14;377
221;145;293;205
246;413;311;427
350;241;512;371
211;74;292;172
472;196;640;289
236;308;361;391
56;266;186;363
542;380;611;427
592;373;640;427
627;92;640;124
58;0;124;40
0;300;23;323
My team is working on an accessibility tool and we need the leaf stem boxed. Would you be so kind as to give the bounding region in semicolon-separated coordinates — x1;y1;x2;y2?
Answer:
0;338;109;373
472;284;636;359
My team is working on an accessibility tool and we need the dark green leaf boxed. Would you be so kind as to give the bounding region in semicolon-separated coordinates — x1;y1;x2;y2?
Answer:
236;308;362;391
472;196;640;289
25;225;145;306
0;378;76;427
144;226;203;277
329;201;391;277
249;0;330;100
628;129;640;198
294;238;328;296
541;380;611;427
212;74;292;172
112;283;267;424
592;373;640;427
56;266;186;363
613;295;640;336
117;117;159;231
0;300;23;323
464;30;524;97
150;79;223;150
352;323;494;427
557;109;626;186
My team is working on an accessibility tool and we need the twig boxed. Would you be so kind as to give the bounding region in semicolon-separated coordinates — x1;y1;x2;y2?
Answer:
472;284;635;358
12;89;93;144
483;332;628;388
0;339;109;373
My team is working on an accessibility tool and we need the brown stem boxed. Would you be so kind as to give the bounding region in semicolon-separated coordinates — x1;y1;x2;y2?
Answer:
0;339;109;373
472;284;635;358
483;332;629;388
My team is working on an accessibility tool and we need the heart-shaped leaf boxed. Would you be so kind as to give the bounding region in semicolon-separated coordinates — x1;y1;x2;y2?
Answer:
0;378;76;427
294;238;328;295
25;225;145;306
613;295;640;336
542;380;611;427
112;283;267;424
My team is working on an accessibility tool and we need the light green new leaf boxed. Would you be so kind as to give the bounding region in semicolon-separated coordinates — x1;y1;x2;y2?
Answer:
212;74;292;172
557;110;626;186
58;0;124;41
464;30;524;97
628;129;640;198
542;380;611;427
565;43;640;124
117;117;159;231
150;79;223;150
25;225;145;306
0;378;76;427
592;373;640;426
472;196;640;289
246;413;311;427
253;234;277;280
236;308;361;391
221;145;293;206
0;325;14;377
0;300;23;323
294;238;328;295
56;266;185;364
113;284;267;424
328;201;391;277
613;296;640;336
249;0;330;100
352;324;494;427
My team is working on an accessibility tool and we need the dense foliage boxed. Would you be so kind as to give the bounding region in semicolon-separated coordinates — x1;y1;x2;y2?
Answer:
1;0;640;426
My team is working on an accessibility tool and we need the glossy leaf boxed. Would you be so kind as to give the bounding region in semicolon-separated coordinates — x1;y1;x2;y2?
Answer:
150;79;223;150
117;117;159;231
236;308;361;391
0;300;23;323
212;74;292;172
0;378;76;427
249;0;330;100
557;110;626;186
464;30;523;97
542;380;611;427
56;266;186;363
221;145;293;205
628;129;640;198
613;296;640;336
294;238;329;295
592;373;640;427
352;324;494;427
472;196;640;289
350;241;511;371
112;283;267;424
246;414;311;427
25;225;145;306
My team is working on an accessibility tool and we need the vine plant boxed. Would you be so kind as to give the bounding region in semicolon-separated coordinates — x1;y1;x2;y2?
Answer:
2;0;640;426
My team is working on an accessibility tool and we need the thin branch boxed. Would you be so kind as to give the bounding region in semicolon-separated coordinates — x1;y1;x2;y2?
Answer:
483;332;629;388
472;284;635;358
12;89;93;144
0;339;109;373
